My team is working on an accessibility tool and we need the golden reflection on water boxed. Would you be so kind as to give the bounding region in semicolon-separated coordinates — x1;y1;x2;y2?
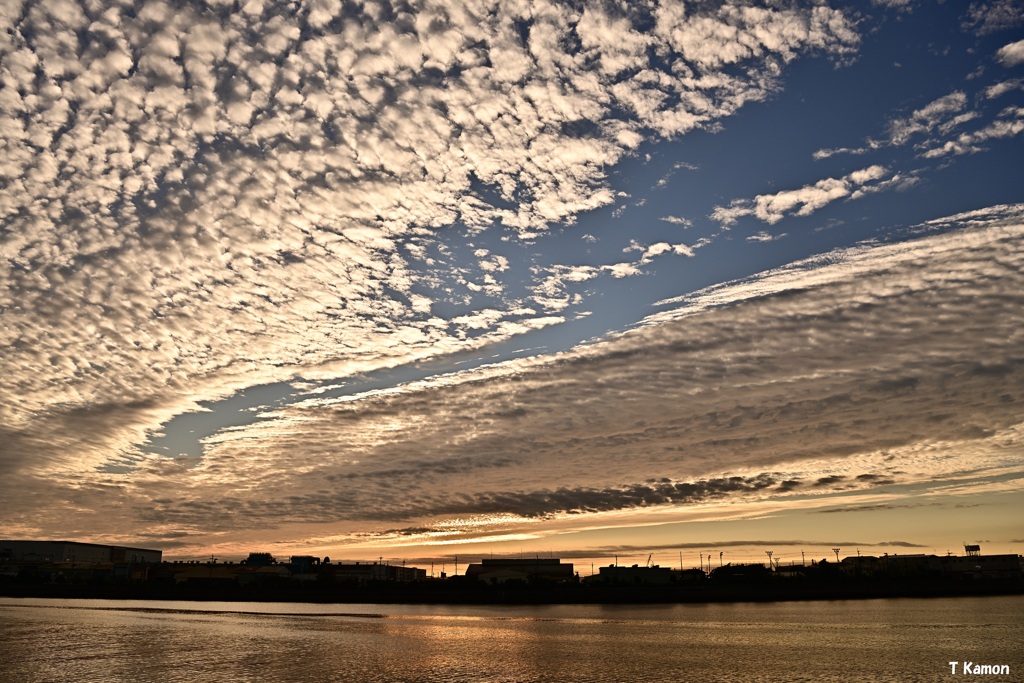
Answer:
1;598;1022;682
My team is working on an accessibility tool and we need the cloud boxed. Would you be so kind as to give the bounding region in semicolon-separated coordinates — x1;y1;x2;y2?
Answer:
997;38;1024;66
359;473;788;522
654;161;699;189
909;202;1024;232
985;78;1024;98
747;231;787;243
530;237;701;311
660;215;693;228
625;239;698;262
920;105;1024;157
887;92;974;146
811;144;874;160
962;1;1024;35
872;0;915;11
0;0;860;484
711;165;904;226
817;78;1021;162
817;503;929;514
18;219;1016;549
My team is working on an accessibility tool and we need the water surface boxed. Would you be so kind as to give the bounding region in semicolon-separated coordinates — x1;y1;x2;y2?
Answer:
1;595;1020;681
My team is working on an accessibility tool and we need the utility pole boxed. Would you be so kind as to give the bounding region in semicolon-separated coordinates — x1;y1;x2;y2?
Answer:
719;551;723;567
833;548;841;563
765;550;773;572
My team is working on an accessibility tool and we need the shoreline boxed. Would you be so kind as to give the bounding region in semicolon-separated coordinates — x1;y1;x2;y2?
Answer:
2;576;1021;606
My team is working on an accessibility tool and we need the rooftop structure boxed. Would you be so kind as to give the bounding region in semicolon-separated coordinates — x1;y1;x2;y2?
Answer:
590;564;673;585
465;558;575;584
0;540;162;565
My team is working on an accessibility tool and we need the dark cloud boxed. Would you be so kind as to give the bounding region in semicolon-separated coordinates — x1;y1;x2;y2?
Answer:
134;467;892;530
418;474;782;520
816;503;934;514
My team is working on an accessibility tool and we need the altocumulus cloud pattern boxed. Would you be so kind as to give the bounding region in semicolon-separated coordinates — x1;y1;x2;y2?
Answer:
2;0;1023;557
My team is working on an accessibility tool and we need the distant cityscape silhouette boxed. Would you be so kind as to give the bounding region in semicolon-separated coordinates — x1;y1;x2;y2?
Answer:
3;539;1021;604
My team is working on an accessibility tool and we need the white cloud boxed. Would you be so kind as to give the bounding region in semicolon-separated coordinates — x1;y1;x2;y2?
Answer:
747;231;787;243
921;106;1024;157
660;215;693;228
533;235;701;311
888;91;971;145
996;39;1024;66
711;165;895;226
962;1;1024;35
0;0;858;461
817;76;1022;165
985;78;1024;98
872;0;915;10
812;144;874;160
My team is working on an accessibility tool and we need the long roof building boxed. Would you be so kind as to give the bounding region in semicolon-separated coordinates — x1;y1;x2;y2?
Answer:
0;540;162;564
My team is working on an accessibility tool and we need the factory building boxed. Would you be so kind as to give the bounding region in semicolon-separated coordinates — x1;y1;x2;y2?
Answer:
0;540;162;565
465;558;575;584
589;564;674;585
328;561;427;582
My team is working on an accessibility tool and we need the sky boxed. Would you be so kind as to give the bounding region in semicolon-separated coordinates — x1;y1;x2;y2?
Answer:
1;0;1023;571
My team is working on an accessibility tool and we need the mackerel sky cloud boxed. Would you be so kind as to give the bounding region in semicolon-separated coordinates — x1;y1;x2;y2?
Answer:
1;0;1022;564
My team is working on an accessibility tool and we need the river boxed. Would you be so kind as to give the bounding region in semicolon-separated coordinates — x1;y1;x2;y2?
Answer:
1;595;1020;681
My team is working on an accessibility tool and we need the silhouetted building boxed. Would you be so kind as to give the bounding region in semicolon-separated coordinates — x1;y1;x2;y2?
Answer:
944;553;1022;579
710;563;771;581
672;568;708;582
289;555;321;568
840;555;883;576
773;564;808;579
465;558;574;584
326;561;426;583
590;564;673;585
876;554;946;577
0;540;161;565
